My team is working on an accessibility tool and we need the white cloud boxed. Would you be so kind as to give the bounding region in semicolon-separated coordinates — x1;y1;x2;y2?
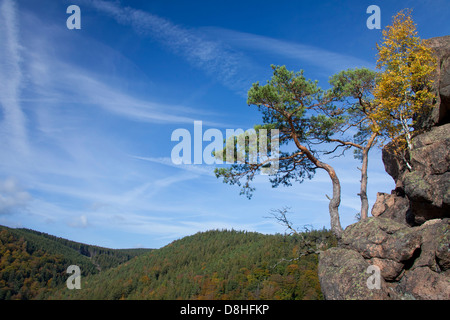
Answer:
68;214;89;228
0;177;31;215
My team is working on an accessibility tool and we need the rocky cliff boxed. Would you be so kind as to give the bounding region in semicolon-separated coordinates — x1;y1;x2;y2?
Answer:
318;36;450;300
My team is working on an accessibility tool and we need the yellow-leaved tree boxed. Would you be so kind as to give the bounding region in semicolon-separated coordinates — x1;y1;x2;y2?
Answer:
373;9;437;170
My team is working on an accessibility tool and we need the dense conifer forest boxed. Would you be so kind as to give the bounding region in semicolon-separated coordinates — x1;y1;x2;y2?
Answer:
0;225;336;300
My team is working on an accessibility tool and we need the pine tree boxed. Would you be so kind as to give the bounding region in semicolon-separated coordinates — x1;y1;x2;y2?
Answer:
215;65;345;238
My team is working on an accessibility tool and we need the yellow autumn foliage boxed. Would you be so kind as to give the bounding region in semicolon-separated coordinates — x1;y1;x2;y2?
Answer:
373;9;437;154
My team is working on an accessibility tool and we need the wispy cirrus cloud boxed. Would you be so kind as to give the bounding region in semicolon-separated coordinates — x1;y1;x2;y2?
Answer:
131;156;216;177
200;27;375;74
84;0;252;92
84;0;374;94
14;4;230;130
59;66;230;127
0;2;228;239
0;0;28;154
22;42;230;129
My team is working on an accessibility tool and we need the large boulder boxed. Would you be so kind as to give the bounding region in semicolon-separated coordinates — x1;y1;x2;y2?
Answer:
340;218;422;263
318;247;392;300
318;218;450;300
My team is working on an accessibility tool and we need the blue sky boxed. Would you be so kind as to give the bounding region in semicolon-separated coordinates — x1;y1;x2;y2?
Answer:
0;0;449;249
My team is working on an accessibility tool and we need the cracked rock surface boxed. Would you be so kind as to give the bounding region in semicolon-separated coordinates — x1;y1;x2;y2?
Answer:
318;218;450;300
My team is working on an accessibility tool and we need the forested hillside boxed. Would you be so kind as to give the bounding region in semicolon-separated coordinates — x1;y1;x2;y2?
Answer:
1;225;337;300
53;229;337;300
0;228;67;299
0;225;152;299
6;226;152;270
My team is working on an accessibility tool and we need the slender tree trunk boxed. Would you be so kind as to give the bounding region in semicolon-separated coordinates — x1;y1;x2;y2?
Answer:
358;132;378;220
359;148;369;220
400;98;413;171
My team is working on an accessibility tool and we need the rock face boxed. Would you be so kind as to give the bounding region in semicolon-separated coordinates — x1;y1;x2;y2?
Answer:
319;217;450;300
318;36;450;300
379;123;450;225
425;35;450;127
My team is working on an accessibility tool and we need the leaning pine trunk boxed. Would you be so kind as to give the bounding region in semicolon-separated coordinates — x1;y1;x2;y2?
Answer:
321;162;343;239
289;122;343;239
